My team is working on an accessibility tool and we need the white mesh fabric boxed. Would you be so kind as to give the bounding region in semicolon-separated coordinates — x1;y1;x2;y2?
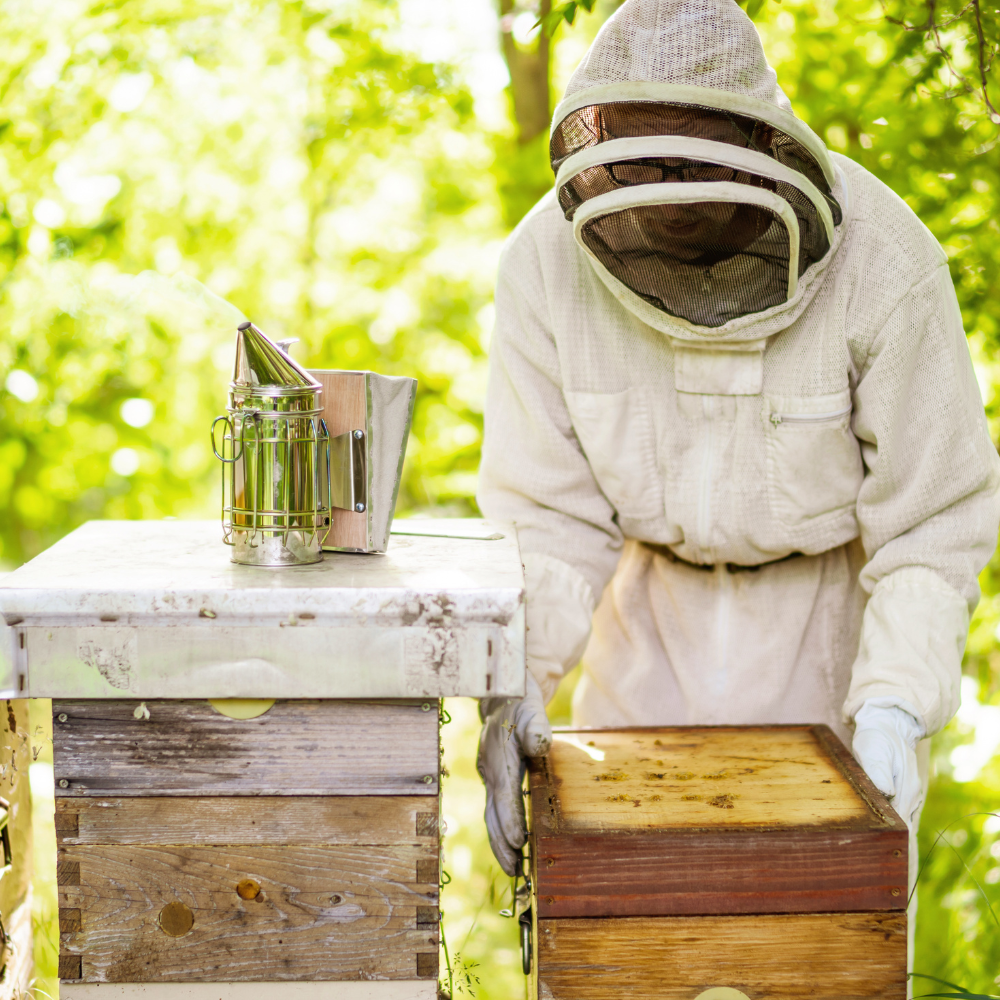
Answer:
556;137;835;327
555;136;836;237
572;180;805;327
478;152;1000;736
548;0;840;337
551;89;833;193
562;0;791;110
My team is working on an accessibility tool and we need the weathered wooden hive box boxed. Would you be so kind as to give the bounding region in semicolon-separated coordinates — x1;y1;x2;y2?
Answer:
0;518;526;1000
53;699;441;987
528;725;908;1000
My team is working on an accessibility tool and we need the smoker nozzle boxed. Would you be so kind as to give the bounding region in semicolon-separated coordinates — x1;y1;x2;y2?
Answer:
232;321;319;391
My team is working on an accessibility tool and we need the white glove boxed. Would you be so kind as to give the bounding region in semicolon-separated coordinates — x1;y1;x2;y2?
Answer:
477;673;552;876
852;699;925;829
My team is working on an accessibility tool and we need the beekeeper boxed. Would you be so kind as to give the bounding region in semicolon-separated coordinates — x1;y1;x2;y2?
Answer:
476;0;1000;887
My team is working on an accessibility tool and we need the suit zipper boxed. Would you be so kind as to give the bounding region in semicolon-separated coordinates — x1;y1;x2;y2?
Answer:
697;397;715;559
769;405;852;427
713;561;732;703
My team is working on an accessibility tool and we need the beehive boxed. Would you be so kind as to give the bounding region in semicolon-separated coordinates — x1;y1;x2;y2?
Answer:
1;517;526;1000
54;699;441;994
527;725;908;1000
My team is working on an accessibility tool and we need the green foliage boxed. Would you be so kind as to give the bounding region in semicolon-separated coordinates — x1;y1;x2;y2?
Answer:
440;698;523;1000
490;131;554;228
880;0;1000;124
28;700;57;1000
914;753;1000;984
739;0;778;18
541;0;784;36
539;0;600;36
0;0;501;566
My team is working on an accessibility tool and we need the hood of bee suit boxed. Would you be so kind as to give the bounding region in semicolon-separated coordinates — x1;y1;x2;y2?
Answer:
550;0;848;340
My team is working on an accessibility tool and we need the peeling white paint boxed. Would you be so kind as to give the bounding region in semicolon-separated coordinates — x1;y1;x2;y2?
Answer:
0;519;526;699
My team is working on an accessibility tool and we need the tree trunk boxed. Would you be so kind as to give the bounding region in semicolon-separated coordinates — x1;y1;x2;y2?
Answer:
499;0;552;145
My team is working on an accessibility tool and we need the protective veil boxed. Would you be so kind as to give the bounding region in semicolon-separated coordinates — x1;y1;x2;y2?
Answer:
551;61;841;329
478;0;1000;779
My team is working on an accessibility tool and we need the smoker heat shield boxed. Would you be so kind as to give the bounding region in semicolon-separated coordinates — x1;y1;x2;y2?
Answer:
309;370;416;554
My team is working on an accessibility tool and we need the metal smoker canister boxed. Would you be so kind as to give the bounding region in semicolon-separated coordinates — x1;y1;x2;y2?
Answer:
211;321;331;565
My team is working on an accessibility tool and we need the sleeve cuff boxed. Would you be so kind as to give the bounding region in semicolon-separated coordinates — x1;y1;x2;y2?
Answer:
843;566;969;735
523;552;597;704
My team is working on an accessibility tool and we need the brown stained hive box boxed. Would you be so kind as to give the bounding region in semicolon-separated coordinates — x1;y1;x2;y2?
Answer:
527;725;909;1000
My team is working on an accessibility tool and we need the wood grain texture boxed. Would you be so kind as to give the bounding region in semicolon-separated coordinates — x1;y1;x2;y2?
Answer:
529;725;907;918
61;956;83;981
314;372;366;443
538;727;886;832
535;912;906;999
52;700;439;797
58;844;439;982
55;797;439;846
60;984;438;1000
813;724;906;828
530;827;907;917
312;371;368;551
59;860;81;885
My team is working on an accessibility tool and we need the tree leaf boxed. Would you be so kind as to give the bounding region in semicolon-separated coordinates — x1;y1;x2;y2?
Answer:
539;1;601;35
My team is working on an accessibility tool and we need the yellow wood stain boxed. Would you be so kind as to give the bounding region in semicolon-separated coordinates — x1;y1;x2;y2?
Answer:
548;727;871;830
157;900;194;937
208;698;276;719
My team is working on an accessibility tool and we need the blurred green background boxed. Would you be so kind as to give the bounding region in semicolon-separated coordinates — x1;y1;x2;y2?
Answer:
2;0;998;995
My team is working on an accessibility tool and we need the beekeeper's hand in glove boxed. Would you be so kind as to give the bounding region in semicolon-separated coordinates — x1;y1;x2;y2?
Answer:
852;698;925;829
477;673;552;876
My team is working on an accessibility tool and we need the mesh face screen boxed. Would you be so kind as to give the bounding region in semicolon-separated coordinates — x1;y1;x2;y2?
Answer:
552;101;841;225
579;186;829;327
560;158;744;217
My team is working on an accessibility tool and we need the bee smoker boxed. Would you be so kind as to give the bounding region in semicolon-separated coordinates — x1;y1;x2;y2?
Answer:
211;321;332;566
211;321;417;565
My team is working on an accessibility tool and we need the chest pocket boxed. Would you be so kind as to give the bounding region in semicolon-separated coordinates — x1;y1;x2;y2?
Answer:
564;388;663;520
764;389;864;526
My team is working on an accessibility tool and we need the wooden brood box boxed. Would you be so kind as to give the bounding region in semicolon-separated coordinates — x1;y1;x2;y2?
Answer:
527;725;908;1000
1;517;526;1000
54;699;440;991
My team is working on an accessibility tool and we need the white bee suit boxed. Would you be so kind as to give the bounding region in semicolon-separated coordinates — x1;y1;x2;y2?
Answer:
477;0;1000;751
